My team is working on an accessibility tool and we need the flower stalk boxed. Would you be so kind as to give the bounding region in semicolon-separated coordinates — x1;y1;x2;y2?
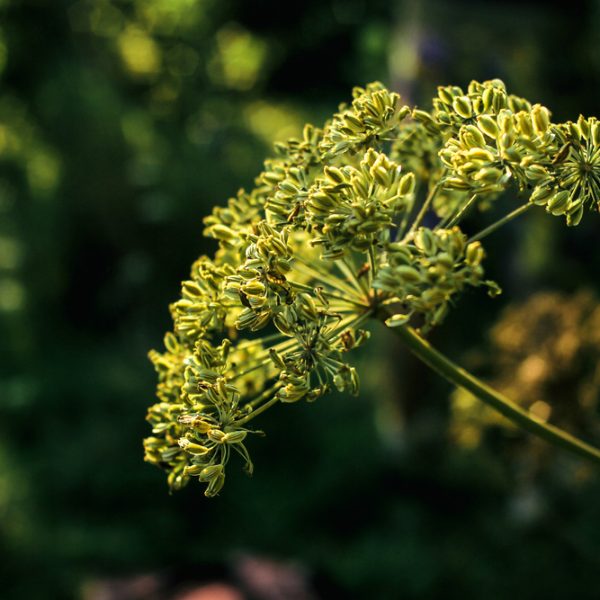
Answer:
468;203;533;243
391;324;600;465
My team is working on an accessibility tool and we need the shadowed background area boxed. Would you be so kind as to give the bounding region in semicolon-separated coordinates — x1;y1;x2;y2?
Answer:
1;0;600;598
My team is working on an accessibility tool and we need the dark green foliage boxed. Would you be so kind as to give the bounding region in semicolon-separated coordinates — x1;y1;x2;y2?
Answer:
1;1;600;598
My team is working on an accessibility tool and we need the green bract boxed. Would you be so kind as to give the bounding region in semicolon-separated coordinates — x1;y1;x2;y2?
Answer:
146;79;600;496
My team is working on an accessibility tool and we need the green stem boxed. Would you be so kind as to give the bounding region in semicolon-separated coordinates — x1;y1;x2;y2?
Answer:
237;385;283;424
236;331;286;350
337;257;369;296
289;279;367;309
231;357;271;380
469;203;532;243
391;324;600;465
367;246;377;283
326;309;372;342
293;256;365;299
443;193;479;229
404;179;443;240
396;196;415;241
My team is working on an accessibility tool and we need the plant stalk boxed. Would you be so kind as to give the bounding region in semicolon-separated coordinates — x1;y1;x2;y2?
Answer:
469;203;532;243
391;324;600;465
444;193;479;229
403;180;443;240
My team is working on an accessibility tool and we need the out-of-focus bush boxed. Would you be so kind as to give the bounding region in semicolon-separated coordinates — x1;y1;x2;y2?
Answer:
451;291;600;465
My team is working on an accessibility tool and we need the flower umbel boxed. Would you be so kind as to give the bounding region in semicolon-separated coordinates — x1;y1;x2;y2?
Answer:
146;80;600;496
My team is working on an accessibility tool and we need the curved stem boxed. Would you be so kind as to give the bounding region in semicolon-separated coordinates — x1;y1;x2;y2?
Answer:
391;324;600;465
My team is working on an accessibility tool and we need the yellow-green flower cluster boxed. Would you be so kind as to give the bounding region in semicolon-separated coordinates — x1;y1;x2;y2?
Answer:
146;79;599;496
530;116;600;226
417;79;531;137
411;79;599;225
321;82;411;158
374;227;498;330
391;118;468;220
307;149;415;257
439;104;555;194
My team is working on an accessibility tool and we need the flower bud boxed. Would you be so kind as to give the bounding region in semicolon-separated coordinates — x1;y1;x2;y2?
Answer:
199;464;224;482
453;96;473;119
209;224;237;242
399;172;415;196
532;105;550;135
223;430;247;444
546;190;570;215
178;438;211;455
385;313;410;327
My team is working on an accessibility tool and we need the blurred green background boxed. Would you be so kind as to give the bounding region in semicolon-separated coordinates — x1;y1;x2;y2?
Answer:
1;0;600;598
